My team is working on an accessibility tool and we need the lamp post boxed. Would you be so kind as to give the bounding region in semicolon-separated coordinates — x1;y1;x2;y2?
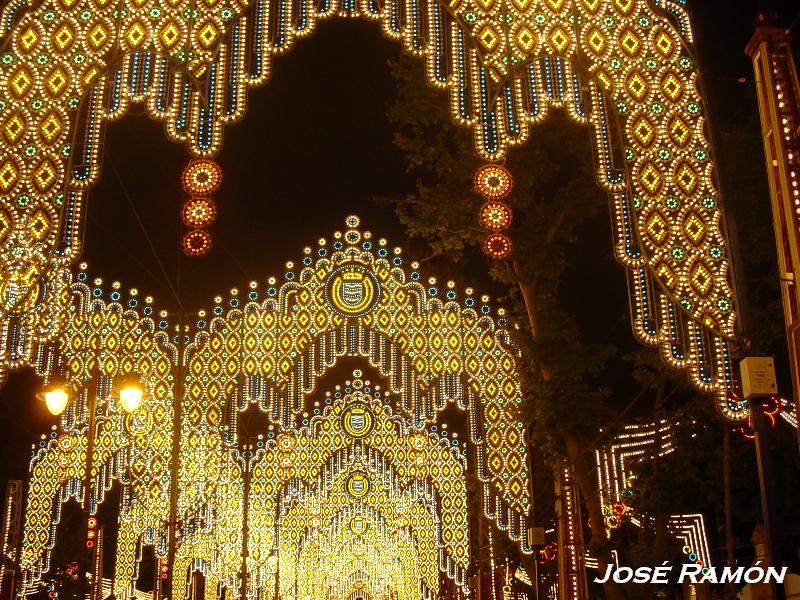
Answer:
740;357;785;600
37;373;145;599
239;442;256;600
266;549;278;600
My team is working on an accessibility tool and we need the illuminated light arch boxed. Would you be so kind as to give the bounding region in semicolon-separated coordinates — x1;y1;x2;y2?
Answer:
19;217;530;600
249;378;470;598
595;419;713;569
277;474;444;599
291;507;435;600
0;0;742;418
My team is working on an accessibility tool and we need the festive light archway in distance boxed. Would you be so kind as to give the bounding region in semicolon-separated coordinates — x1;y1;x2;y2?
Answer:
20;216;532;600
0;0;744;419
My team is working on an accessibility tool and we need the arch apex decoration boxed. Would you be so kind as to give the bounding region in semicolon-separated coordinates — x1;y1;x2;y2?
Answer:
20;215;532;599
0;0;743;417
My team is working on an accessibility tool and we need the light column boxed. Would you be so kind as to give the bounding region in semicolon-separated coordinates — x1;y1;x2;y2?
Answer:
555;465;588;600
746;11;800;449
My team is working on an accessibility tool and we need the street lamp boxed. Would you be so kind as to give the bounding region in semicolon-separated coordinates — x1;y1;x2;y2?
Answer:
36;378;70;416
266;549;278;575
267;547;278;600
37;373;147;599
118;377;144;413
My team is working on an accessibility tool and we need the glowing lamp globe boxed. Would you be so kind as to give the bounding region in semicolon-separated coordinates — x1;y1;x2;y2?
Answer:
119;383;144;413
43;389;69;416
266;552;278;574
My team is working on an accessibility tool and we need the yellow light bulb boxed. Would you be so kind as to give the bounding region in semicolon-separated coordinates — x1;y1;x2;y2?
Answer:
43;389;68;416
266;553;278;574
119;385;144;413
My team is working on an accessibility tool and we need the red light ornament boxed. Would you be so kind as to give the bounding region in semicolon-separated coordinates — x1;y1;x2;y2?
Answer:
182;230;213;256
86;516;97;548
182;197;217;228
182;159;222;194
479;201;513;231
474;164;513;200
483;233;512;260
181;159;221;257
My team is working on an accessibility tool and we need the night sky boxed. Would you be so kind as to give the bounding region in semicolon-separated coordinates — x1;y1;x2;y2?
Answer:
1;0;799;533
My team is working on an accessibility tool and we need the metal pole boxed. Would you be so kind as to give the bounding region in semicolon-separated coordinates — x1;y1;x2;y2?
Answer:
273;499;280;600
293;543;298;600
167;316;186;600
92;527;104;600
154;557;163;600
750;400;786;600
240;447;250;600
0;481;22;600
84;375;99;596
524;431;540;600
275;546;281;600
84;378;97;516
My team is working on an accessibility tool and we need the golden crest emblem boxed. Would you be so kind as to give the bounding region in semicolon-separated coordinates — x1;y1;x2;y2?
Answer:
325;263;380;317
340;403;375;438
346;472;370;498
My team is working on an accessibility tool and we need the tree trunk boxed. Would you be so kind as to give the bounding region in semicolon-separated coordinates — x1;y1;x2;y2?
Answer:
516;275;541;341
564;432;626;600
723;424;738;600
650;376;670;593
517;270;625;599
651;375;668;546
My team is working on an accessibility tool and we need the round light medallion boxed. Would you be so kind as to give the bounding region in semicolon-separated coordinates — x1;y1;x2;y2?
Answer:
483;233;512;260
346;472;370;498
474;164;513;200
349;515;368;535
182;159;222;194
325;263;380;317
479;201;513;231
340;403;375;438
125;411;153;437
182;197;217;228
182;229;212;256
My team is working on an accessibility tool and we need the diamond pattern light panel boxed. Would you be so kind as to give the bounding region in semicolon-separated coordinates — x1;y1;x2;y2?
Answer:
0;0;742;417
19;217;532;600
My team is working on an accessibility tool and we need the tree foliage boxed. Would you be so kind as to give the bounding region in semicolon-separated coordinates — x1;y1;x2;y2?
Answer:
386;49;800;598
387;54;631;597
388;55;617;456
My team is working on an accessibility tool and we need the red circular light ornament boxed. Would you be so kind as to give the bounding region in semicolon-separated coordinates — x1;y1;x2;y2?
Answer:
182;197;217;228
474;164;513;200
483;233;512;260
182;230;212;256
182;159;222;194
479;201;513;231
